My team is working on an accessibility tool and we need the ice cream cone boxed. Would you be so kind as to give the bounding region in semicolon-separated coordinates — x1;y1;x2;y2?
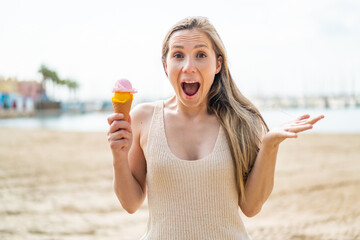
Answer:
111;79;136;121
112;99;133;121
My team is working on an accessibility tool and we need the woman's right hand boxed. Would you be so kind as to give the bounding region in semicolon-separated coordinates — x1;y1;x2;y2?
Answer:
107;113;133;163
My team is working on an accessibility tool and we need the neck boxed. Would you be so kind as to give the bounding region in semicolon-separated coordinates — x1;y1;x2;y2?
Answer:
169;96;210;120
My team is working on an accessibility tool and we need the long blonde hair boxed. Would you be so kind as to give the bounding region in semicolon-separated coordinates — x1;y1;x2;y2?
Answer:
162;17;269;202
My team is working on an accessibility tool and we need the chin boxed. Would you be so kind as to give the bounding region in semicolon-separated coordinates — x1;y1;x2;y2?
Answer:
180;94;207;107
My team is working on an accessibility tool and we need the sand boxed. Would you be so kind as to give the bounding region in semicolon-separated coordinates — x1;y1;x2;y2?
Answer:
0;127;359;240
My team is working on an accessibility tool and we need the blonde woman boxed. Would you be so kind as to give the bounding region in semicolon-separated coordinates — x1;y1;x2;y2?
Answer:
107;17;324;239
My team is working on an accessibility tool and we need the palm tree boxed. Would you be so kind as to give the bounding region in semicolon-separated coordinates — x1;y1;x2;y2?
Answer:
38;65;79;101
38;65;61;101
64;79;80;100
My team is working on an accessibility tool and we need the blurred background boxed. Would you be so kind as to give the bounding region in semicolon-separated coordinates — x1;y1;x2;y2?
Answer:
0;0;359;131
1;1;360;239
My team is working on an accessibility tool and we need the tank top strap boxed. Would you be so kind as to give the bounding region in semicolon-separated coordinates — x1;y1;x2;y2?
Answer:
145;100;165;158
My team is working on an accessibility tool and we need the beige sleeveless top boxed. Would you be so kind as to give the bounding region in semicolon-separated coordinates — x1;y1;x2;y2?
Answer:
141;101;251;240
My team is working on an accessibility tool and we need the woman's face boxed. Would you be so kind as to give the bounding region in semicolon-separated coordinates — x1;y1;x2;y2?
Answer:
164;29;222;108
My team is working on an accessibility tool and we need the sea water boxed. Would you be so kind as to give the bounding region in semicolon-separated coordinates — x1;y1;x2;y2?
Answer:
0;107;359;133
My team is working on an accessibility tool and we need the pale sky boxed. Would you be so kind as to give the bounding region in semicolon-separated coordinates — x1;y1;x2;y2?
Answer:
1;0;359;101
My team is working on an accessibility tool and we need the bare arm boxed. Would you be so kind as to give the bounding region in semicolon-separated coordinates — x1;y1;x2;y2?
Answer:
239;114;324;217
107;104;151;214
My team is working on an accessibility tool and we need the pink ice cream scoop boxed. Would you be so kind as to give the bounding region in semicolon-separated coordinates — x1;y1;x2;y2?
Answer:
112;78;137;93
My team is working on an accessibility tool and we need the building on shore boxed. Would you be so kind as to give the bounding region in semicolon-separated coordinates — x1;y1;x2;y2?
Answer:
0;77;45;117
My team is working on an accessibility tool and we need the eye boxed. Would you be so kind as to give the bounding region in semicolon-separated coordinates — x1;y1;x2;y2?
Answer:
197;52;207;58
173;53;184;59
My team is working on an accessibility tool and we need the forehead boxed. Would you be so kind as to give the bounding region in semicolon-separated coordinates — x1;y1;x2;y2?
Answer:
169;29;213;48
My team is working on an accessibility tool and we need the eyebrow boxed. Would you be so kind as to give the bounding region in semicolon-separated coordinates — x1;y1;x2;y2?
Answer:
171;44;209;49
194;44;209;49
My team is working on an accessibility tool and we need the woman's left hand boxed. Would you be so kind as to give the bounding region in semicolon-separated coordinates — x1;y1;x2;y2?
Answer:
262;114;324;147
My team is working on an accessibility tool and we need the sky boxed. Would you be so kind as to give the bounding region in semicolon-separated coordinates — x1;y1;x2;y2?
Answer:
1;0;359;101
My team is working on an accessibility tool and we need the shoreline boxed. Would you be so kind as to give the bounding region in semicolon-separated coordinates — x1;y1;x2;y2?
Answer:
1;107;360;134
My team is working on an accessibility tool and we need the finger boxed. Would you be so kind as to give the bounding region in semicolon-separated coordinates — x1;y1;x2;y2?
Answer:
306;115;325;125
295;118;312;125
296;114;310;121
107;113;125;125
108;129;132;142
286;132;298;138
294;114;324;126
285;124;312;133
109;138;131;150
109;119;132;134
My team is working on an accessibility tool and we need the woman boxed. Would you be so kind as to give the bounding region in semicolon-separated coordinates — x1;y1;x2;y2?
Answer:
107;17;323;239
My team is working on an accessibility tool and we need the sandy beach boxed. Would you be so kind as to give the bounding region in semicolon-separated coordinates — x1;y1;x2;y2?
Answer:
0;127;359;240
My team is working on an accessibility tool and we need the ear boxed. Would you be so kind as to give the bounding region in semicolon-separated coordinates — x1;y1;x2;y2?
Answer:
162;58;168;77
216;56;222;74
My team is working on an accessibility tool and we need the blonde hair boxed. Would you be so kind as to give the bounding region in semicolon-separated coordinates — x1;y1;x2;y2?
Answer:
162;17;269;202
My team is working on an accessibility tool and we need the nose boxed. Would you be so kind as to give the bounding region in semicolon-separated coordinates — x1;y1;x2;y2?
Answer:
182;57;196;73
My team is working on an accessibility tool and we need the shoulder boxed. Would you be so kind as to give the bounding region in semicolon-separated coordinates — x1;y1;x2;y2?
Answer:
130;101;158;124
130;101;160;149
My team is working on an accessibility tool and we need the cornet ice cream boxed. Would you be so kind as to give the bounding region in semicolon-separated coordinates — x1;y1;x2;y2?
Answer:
111;79;137;121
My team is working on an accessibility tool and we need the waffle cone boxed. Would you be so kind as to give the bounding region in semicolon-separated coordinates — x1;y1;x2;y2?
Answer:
112;99;132;121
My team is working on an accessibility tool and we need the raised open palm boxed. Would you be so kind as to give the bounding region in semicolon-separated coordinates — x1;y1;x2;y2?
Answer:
262;114;325;147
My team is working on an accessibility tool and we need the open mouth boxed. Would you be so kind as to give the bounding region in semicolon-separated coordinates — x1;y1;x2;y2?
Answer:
181;82;200;97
